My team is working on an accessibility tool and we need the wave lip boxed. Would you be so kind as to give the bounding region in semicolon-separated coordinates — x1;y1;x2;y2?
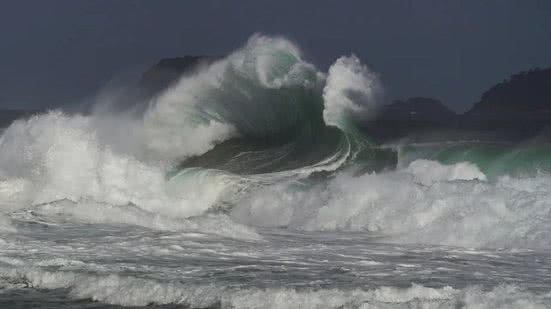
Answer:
323;54;382;131
143;34;325;160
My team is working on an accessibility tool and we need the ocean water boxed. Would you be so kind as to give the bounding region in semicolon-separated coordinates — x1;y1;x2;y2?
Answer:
2;35;551;308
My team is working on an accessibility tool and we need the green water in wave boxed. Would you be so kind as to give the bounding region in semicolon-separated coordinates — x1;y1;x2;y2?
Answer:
177;126;396;176
160;40;396;178
400;143;551;178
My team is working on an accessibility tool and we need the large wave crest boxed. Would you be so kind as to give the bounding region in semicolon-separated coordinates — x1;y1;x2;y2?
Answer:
0;35;381;220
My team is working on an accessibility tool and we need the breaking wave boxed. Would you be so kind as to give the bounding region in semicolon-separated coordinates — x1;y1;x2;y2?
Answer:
0;35;384;222
1;34;551;251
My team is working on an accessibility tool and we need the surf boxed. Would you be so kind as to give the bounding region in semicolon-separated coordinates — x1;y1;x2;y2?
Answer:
1;34;551;250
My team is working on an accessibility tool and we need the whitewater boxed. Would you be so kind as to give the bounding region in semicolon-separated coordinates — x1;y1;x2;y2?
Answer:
1;35;551;308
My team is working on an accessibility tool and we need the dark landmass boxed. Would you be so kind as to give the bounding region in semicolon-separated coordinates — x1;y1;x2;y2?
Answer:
361;97;458;142
458;68;551;139
469;68;551;113
365;67;551;142
383;97;457;120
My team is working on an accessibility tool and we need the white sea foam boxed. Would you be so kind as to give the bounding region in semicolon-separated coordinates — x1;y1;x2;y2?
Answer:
1;267;548;308
233;160;551;248
323;55;382;129
16;199;260;240
406;159;487;185
0;112;243;220
0;213;15;232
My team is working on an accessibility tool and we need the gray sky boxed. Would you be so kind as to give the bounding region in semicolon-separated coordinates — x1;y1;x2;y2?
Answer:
1;0;550;112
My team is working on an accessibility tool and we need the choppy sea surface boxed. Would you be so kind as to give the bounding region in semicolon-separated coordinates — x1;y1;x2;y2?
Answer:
3;220;551;308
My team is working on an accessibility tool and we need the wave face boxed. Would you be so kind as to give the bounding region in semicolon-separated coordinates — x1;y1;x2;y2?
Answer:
2;34;551;307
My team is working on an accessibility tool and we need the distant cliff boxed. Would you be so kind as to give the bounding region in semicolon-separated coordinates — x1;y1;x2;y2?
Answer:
382;97;456;122
364;67;551;141
361;97;457;142
468;68;551;114
461;67;551;137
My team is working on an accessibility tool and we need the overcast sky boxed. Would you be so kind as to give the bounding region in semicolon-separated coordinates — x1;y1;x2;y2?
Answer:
1;0;550;112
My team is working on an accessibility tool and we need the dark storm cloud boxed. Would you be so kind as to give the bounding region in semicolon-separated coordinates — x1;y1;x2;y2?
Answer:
1;0;550;111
